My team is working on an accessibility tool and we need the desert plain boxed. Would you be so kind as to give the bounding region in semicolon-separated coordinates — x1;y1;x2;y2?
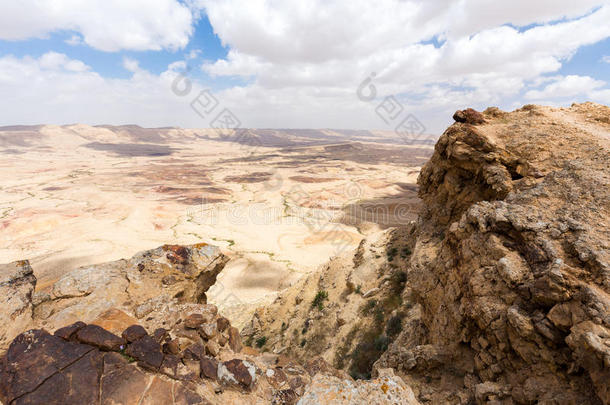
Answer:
0;125;433;325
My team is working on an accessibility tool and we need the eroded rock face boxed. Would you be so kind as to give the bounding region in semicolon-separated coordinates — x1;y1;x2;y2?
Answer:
0;260;36;352
242;103;610;404
375;103;610;403
19;243;228;339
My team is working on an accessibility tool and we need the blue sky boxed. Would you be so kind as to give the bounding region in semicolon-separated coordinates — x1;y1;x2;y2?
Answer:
0;1;609;132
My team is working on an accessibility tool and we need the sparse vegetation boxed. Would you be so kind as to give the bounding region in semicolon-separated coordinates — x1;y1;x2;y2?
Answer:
255;336;267;348
386;315;403;337
386;247;398;262
361;299;377;315
118;348;135;363
312;290;328;310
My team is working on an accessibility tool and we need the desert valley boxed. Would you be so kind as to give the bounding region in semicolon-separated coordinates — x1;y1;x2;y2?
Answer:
1;103;609;404
0;125;431;326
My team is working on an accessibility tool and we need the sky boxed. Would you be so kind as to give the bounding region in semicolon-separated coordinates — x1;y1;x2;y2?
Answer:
0;0;609;134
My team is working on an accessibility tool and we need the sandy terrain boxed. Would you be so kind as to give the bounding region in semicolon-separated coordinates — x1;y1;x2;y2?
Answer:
0;124;433;325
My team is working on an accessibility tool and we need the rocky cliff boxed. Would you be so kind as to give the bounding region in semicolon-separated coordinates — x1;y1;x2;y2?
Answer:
0;243;418;404
244;102;610;404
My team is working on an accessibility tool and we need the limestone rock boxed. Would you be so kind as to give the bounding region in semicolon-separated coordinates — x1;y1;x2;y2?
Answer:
0;260;36;353
297;372;420;404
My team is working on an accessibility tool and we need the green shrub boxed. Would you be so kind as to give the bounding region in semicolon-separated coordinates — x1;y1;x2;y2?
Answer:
312;290;329;310
255;336;267;348
386;315;403;337
386;247;398;261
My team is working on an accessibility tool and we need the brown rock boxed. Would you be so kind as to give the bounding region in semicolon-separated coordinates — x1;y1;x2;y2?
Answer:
92;308;139;336
205;340;220;357
265;367;289;389
11;350;104;405
152;328;168;343
200;356;218;380
183;343;205;360
75;324;126;351
122;324;148;343
185;313;206;329
139;376;174;405
125;335;164;371
218;335;228;347
101;362;151;405
103;351;129;374
228;327;242;353
163;339;181;355
160;354;197;380
453;108;486;125
199;322;218;339
0;329;95;404
54;321;87;340
272;389;299;405
218;359;257;390
217;317;231;332
173;384;208;405
163;244;190;265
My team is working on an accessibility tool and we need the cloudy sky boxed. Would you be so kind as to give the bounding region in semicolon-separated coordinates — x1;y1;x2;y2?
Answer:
1;0;609;133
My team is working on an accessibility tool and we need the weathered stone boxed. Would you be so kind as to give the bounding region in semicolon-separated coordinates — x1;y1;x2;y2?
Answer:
265;367;289;389
185;313;206;329
163;339;181;355
54;321;87;340
125;335;164;371
218;359;257;390
75;324;126;351
216;317;231;332
0;329;94;403
199;322;218;339
453;108;486;125
140;376;174;405
152;328;168;343
183;343;205;360
122;324;148;343
228;327;243;353
101;363;151;404
0;260;36;353
298;373;420;404
200;356;218;380
205;339;220;357
173;384;207;404
272;388;299;405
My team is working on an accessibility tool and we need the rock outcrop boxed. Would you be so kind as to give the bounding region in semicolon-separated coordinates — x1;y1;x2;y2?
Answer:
244;102;610;404
0;260;36;353
22;243;228;340
376;102;610;404
0;303;407;404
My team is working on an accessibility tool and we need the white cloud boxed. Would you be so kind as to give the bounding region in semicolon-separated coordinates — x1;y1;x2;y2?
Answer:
64;34;83;46
602;55;610;63
197;1;610;130
0;0;195;51
122;57;140;73
525;75;606;99
1;1;610;132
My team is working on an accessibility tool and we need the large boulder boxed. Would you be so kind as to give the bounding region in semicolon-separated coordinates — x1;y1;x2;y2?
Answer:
31;243;228;335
